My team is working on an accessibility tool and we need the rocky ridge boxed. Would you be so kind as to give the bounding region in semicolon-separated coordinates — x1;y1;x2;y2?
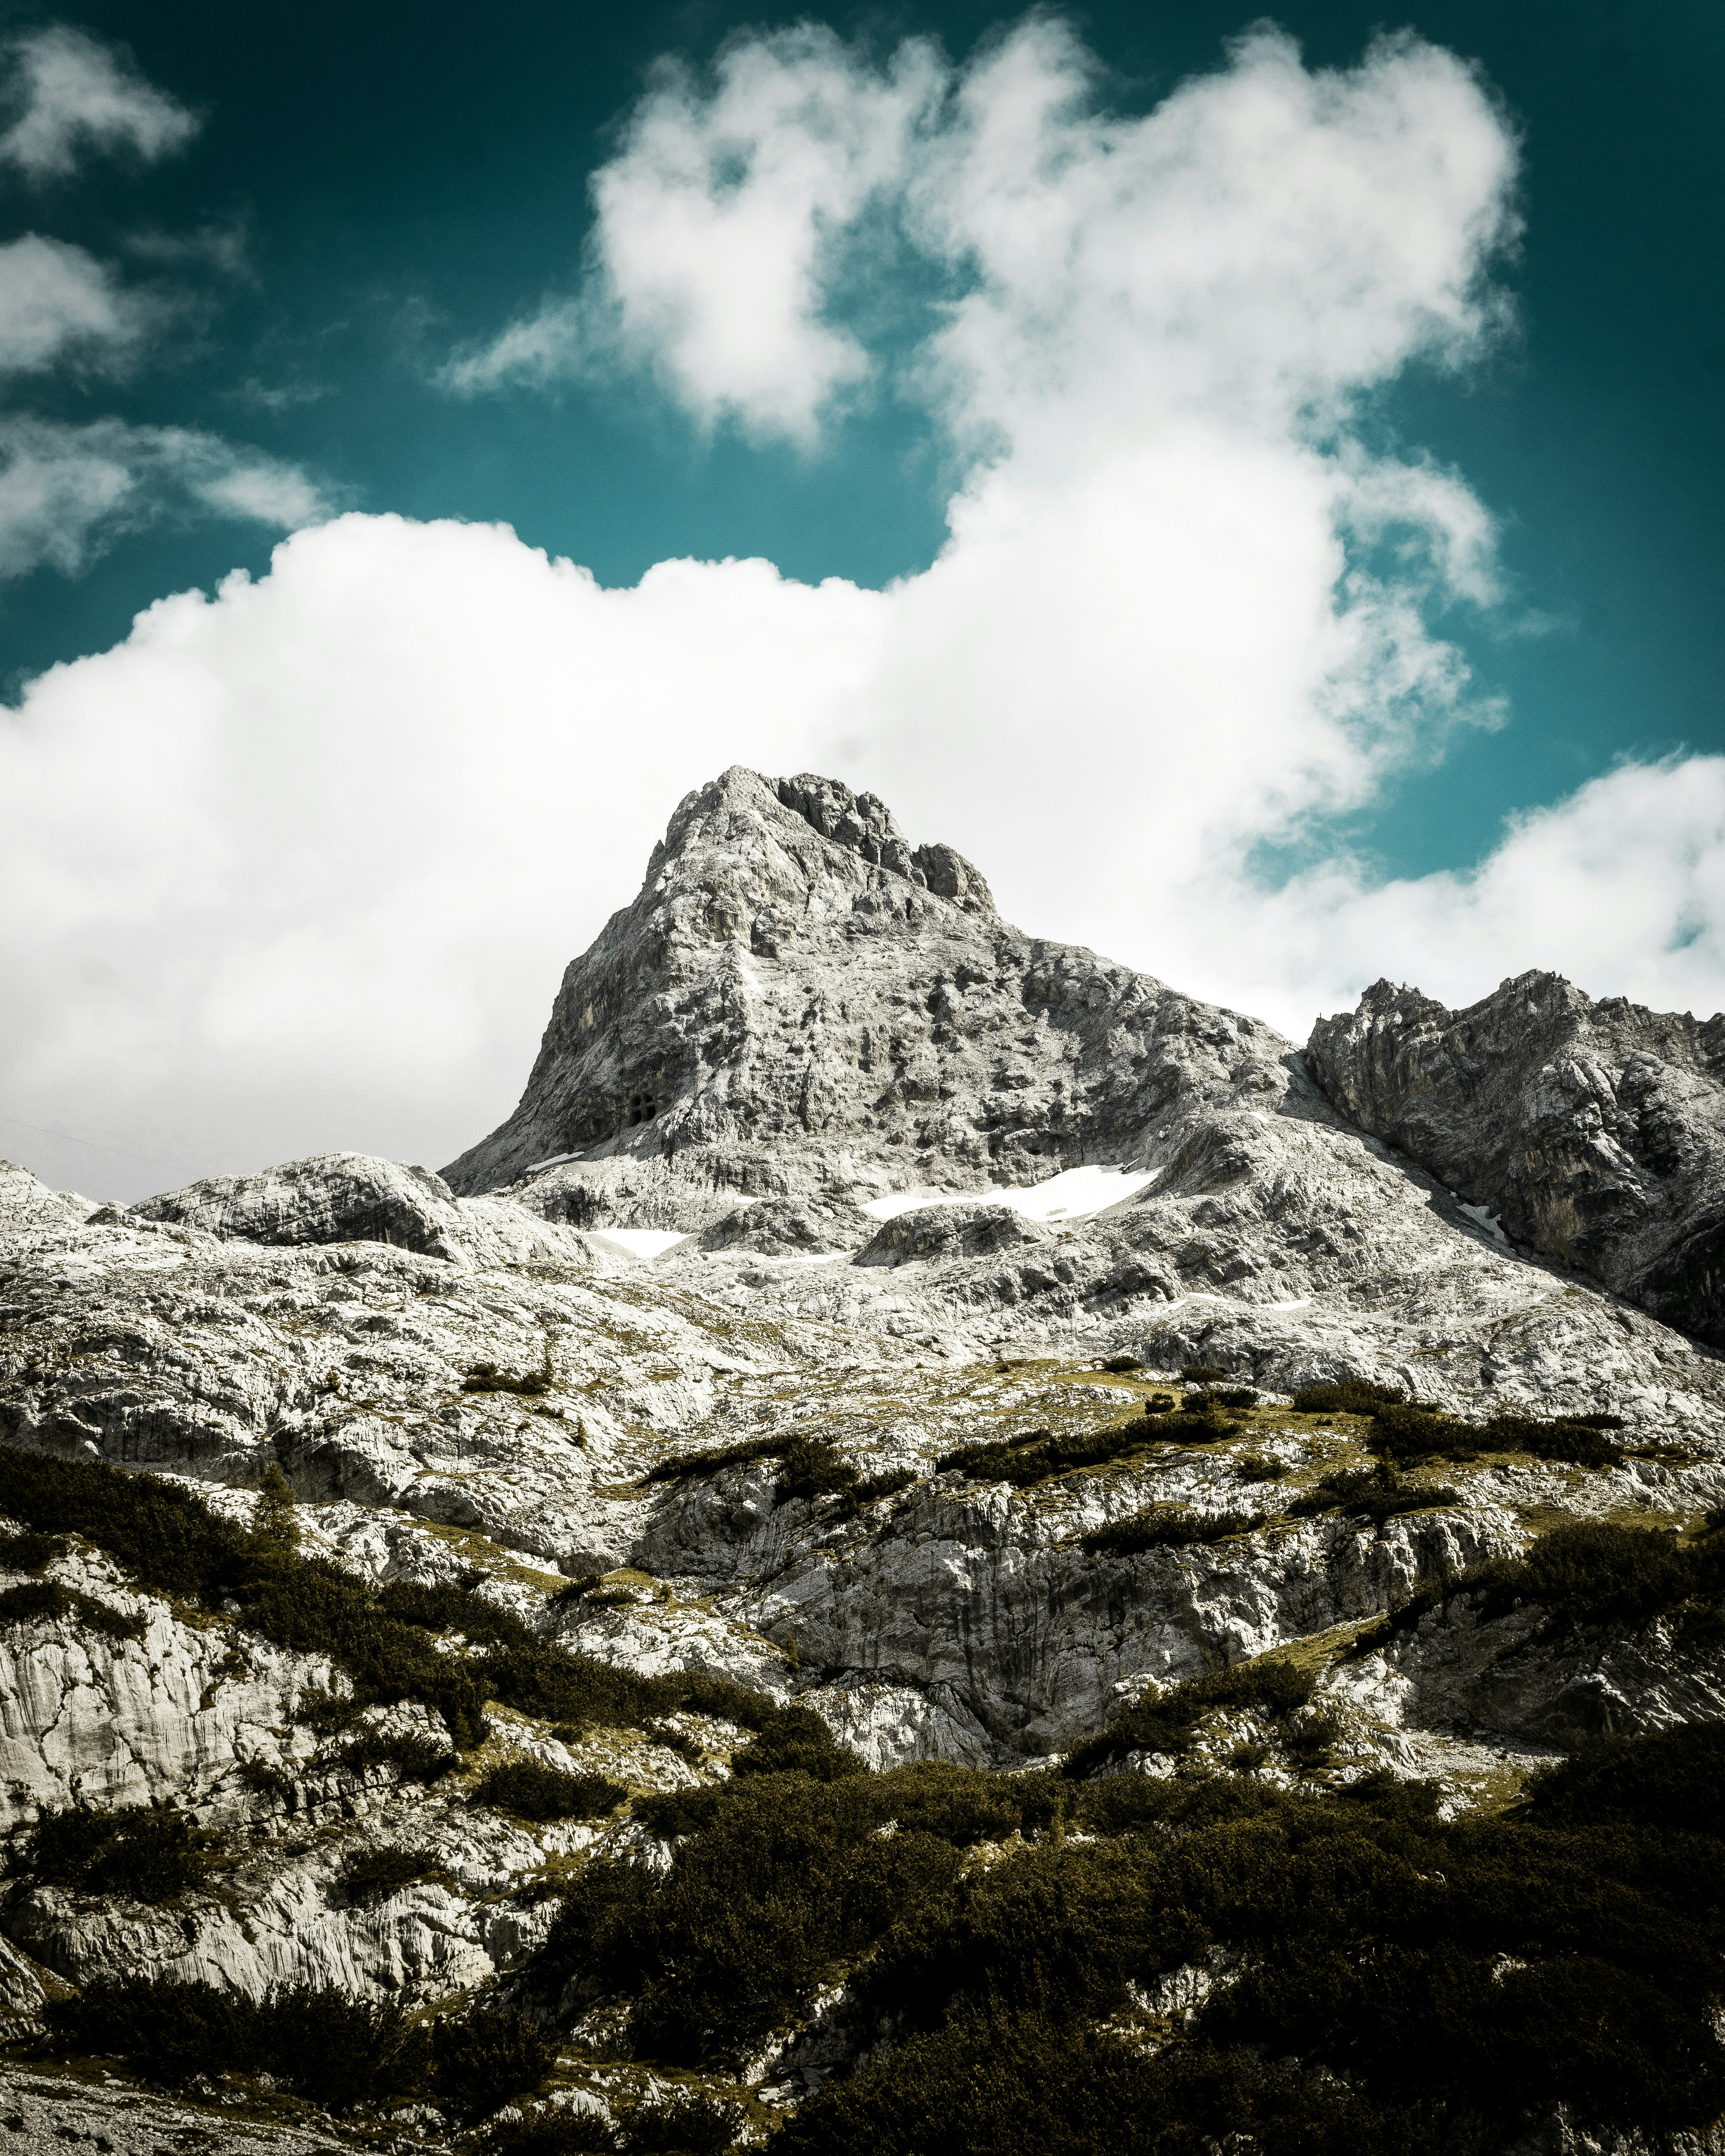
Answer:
1309;971;1725;1347
0;768;1721;2151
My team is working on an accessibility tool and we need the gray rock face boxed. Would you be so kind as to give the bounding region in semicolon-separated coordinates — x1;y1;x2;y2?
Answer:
134;1150;466;1256
3;771;1725;2145
1307;972;1725;1345
441;763;1293;1206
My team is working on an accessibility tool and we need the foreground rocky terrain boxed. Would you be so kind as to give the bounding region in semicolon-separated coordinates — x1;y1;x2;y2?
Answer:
0;768;1721;2154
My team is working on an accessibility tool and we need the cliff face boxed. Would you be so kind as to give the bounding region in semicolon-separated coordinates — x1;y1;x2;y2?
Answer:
2;773;1723;2150
1307;972;1725;1345
440;765;1298;1212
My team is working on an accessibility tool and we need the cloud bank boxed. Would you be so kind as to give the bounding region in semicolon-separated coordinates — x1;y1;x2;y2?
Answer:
3;17;1719;1200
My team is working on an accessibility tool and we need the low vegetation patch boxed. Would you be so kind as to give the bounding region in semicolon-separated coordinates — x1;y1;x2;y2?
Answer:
1061;1658;1318;1778
0;1448;819;1766
938;1417;1185;1486
339;1846;449;1904
463;1354;553;1395
336;1727;461;1783
1083;1506;1267;1556
473;1758;626;1821
1473;1518;1719;1630
520;1721;1725;2156
24;1805;216;1904
638;1432;905;1512
41;1981;557;2119
1288;1384;1626;1470
1291;1379;1404;1416
0;1578;143;1638
0;1529;66;1571
1285;1464;1459;1527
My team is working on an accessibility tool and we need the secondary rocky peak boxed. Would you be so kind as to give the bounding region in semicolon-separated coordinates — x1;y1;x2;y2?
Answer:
773;771;995;911
1307;969;1725;1344
440;765;1295;1211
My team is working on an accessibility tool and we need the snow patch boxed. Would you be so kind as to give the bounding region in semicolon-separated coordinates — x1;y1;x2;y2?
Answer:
1458;1202;1510;1248
588;1229;692;1261
861;1165;1158;1226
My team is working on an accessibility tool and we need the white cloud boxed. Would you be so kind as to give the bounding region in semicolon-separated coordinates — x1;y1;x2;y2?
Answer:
0;232;153;376
4;16;1717;1204
0;24;198;183
0;414;329;578
1231;757;1725;1034
445;25;945;440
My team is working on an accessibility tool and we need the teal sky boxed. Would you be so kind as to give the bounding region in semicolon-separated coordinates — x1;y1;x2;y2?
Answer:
9;0;1723;886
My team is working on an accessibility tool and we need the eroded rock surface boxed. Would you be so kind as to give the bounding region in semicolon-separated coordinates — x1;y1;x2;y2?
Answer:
1;769;1722;2147
1308;971;1725;1345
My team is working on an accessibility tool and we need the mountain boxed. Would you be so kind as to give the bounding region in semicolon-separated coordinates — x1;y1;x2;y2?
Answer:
0;769;1722;2153
1309;971;1725;1346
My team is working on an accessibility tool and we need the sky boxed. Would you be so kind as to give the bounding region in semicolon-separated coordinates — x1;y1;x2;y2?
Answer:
0;0;1721;1202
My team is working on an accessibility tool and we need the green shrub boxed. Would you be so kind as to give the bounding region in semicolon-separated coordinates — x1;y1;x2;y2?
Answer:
534;1774;963;2061
1286;1465;1458;1526
1062;1659;1317;1778
0;1579;143;1638
474;1758;627;1821
517;1719;1725;2149
1365;1402;1625;1471
1141;1393;1177;1413
850;1467;916;1507
639;1436;784;1486
1482;1410;1625;1469
1478;1521;1699;1629
47;1977;430;2111
1234;1455;1288;1482
1100;1355;1143;1373
0;1529;65;1570
433;2006;561;2123
1520;1723;1725;1836
937;1420;1171;1487
1187;1386;1258;1410
1291;1379;1403;1415
775;1435;858;1502
621;2089;742;2153
339;1846;447;1904
0;1448;814;1767
777;2009;1393;2156
639;1432;862;1507
337;1727;461;1783
1182;1365;1227;1383
730;1705;864;1784
43;1975;559;2121
1151;1405;1242;1445
464;1358;552;1395
1083;1506;1265;1556
490;2114;621;2155
26;1805;213;1902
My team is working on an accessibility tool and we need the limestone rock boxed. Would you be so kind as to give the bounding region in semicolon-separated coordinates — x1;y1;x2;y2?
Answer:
133;1150;467;1256
441;764;1290;1203
1307;971;1725;1344
0;1163;91;1231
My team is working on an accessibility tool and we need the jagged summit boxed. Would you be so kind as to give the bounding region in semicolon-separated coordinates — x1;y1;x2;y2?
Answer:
440;765;1296;1216
1308;968;1725;1345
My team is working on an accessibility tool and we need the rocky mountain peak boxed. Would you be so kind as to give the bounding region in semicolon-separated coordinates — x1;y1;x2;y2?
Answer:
441;766;1294;1214
1308;967;1725;1343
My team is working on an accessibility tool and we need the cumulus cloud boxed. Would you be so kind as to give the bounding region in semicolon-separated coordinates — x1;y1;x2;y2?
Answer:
0;414;329;578
445;25;944;439
0;24;198;183
3;15;1716;1201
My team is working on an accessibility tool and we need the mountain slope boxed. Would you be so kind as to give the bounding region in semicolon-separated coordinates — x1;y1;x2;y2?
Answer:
1;770;1723;2151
